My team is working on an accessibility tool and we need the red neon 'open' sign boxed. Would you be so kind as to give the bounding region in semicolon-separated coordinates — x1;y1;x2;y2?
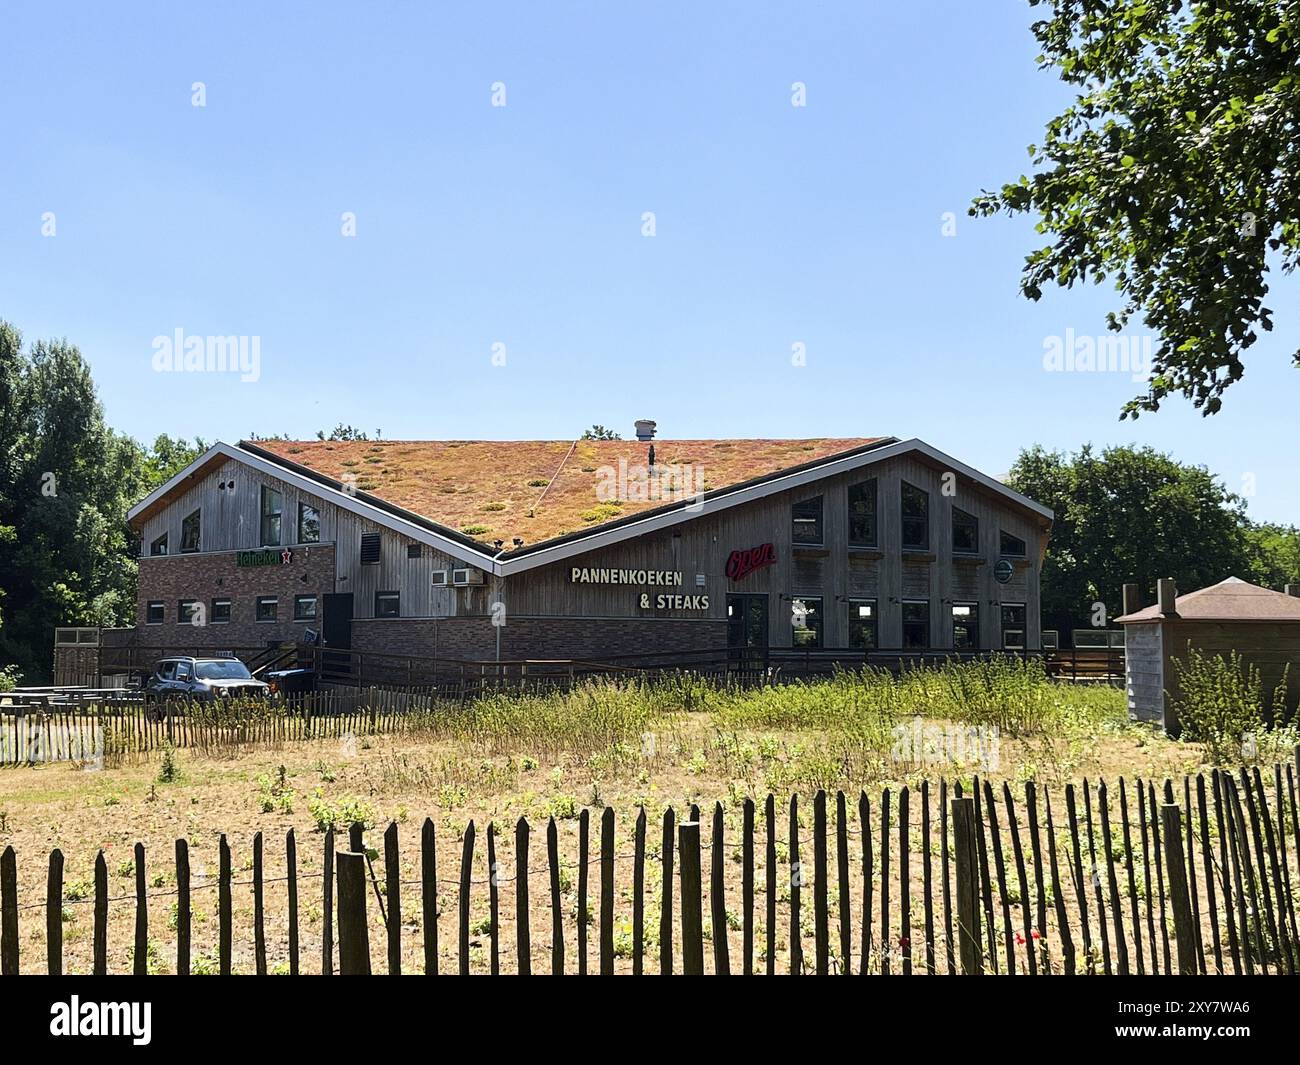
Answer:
725;543;777;581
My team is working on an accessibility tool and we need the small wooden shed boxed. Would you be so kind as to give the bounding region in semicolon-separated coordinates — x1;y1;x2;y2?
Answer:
1116;576;1300;734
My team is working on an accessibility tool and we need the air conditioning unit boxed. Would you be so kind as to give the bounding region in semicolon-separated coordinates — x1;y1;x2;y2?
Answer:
431;569;449;587
451;567;485;586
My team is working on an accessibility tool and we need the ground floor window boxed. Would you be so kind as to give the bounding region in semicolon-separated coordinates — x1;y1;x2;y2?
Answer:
375;591;400;618
952;602;979;649
211;598;232;624
256;596;278;622
294;595;319;621
178;599;201;626
847;599;877;649
790;596;823;647
146;601;164;624
902;600;929;649
1001;603;1026;649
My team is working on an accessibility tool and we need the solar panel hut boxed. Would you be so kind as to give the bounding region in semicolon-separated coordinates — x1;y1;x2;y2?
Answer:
1116;576;1300;735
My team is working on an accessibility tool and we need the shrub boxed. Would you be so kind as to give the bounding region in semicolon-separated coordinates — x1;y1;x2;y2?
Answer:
1172;648;1288;763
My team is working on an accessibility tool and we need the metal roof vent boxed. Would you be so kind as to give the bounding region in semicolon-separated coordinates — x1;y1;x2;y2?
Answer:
634;419;657;441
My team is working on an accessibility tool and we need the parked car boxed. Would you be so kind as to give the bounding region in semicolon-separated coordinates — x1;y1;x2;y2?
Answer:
263;667;315;696
145;656;271;703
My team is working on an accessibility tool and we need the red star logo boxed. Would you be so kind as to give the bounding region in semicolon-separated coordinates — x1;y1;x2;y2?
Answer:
281;549;293;565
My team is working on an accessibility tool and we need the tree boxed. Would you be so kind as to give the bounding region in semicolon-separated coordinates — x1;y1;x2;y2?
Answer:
1243;521;1300;589
581;425;621;440
973;0;1300;417
1006;443;1252;640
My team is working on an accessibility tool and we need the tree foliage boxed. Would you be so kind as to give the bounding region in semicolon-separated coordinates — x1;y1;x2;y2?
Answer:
1004;442;1299;640
581;425;622;440
974;0;1300;416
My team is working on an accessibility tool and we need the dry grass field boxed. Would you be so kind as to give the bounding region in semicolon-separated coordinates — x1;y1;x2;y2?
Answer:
0;662;1294;975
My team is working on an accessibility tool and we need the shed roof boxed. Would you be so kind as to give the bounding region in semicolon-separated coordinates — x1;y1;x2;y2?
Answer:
1116;577;1300;623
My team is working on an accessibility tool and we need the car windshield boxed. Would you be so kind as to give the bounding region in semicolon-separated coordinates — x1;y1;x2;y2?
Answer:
193;660;253;681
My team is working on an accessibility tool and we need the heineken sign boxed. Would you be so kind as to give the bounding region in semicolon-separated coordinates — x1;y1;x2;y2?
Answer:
994;559;1014;584
237;548;293;567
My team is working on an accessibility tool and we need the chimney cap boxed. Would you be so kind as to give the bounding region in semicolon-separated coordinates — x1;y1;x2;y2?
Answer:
634;419;657;441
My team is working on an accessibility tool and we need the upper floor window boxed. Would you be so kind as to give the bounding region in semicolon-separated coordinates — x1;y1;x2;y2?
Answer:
150;533;168;556
1000;530;1027;557
792;496;824;546
848;479;878;546
298;503;320;544
901;482;929;550
180;509;201;553
952;507;979;554
261;486;283;546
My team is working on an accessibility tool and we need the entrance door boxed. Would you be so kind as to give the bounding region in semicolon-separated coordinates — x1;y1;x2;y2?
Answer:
727;594;769;667
321;593;354;684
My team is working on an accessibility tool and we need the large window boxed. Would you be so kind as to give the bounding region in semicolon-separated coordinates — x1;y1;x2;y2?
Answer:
901;483;929;550
1000;530;1027;557
848;480;878;546
180;509;201;553
299;503;321;544
150;533;168;556
375;591;401;618
847;599;878;649
294;595;319;622
792;497;824;546
952;507;979;554
790;596;823;647
952;602;979;649
256;596;278;622
902;600;930;649
261;486;283;546
146;601;164;625
1001;604;1027;650
211;598;232;625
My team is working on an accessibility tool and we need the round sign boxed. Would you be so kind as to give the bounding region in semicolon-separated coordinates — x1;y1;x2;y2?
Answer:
994;559;1014;584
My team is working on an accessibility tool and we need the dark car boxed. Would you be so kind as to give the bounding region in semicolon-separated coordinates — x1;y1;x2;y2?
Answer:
145;656;271;702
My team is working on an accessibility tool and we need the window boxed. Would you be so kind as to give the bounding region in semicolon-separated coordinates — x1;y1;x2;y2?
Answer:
180;509;201;553
150;534;168;556
261;486;283;546
902;600;930;649
1001;604;1027;650
178;599;201;626
146;601;165;624
360;532;382;564
375;591;400;618
294;595;318;621
952;602;979;649
792;497;824;546
847;599;877;650
1000;530;1027;557
431;570;449;587
407;543;422;559
256;596;278;622
298;503;320;544
952;507;979;554
848;480;878;546
901;483;929;550
790;596;823;647
211;598;232;624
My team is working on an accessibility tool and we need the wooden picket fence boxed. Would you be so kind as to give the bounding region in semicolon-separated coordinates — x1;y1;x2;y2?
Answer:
1;758;1298;974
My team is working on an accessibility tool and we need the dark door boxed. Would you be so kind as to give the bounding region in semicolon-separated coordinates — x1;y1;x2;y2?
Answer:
727;594;769;666
321;593;354;684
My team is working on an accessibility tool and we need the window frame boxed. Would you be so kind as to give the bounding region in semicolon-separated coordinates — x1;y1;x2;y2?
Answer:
951;601;980;650
180;509;201;553
791;496;824;547
145;601;165;625
260;485;283;547
901;482;930;551
374;590;401;618
293;594;319;622
431;569;449;587
952;506;980;555
1001;603;1027;650
901;598;930;650
847;479;878;547
999;529;1028;558
178;599;201;626
790;595;824;648
255;596;279;623
211;598;232;625
150;533;168;557
846;597;878;650
298;502;321;544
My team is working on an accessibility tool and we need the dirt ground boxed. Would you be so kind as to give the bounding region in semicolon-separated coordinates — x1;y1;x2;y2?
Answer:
0;715;1280;975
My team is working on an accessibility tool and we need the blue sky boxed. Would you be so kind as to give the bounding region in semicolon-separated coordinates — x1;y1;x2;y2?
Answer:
2;0;1295;524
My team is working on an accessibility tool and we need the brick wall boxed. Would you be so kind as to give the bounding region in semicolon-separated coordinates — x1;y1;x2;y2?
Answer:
137;546;336;650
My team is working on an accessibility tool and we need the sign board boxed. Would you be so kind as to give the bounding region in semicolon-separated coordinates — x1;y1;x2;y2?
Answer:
994;559;1014;584
725;543;777;581
237;549;293;567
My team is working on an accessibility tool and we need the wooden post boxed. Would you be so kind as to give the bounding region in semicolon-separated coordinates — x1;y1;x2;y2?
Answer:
516;817;531;976
765;795;777;976
743;797;755;976
600;806;615;975
336;851;372;975
385;821;401;975
47;848;64;976
1160;803;1196;974
813;790;829;976
93;850;108;975
487;822;500;975
252;832;267;976
577;809;589;975
458;821;475;976
134;841;148;975
790;793;804;975
678;820;704;975
286;829;300;976
952;797;981;975
0;846;17;975
710;802;730;975
322;827;335;975
421;818;438;975
660;807;675;975
632;808;645;976
548;816;564;975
